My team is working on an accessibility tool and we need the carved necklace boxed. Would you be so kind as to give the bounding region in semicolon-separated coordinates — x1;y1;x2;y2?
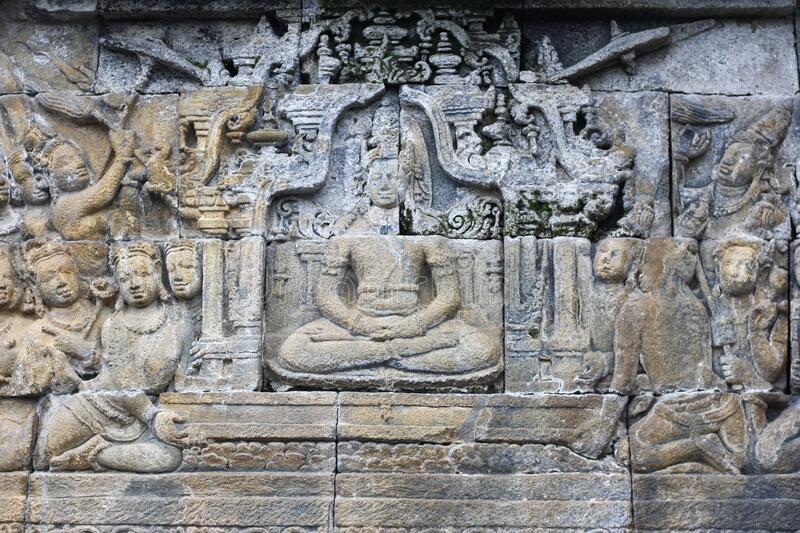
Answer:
118;303;168;334
45;301;95;334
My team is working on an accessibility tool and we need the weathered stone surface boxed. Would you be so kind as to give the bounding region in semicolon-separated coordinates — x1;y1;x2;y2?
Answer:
522;0;795;16
160;391;337;472
0;473;26;530
27;472;334;529
3;2;800;531
523;17;799;95
672;95;799;241
0;22;97;93
97;17;301;93
264;236;503;390
335;473;632;530
633;473;800;531
338;392;627;460
0;399;37;471
400;84;667;239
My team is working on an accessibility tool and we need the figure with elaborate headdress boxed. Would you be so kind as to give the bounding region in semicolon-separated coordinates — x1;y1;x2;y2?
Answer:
34;241;191;473
677;104;793;239
12;239;106;395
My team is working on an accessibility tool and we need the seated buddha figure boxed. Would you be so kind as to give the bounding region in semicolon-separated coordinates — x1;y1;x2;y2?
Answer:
276;236;499;386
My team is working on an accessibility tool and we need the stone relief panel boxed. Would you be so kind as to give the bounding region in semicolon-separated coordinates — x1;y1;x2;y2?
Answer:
792;240;800;394
264;236;503;390
177;84;392;239
399;83;668;239
301;8;520;86
0;399;37;472
0;93;179;242
0;22;97;94
97;14;303;93
672;95;799;241
522;16;799;95
507;236;789;395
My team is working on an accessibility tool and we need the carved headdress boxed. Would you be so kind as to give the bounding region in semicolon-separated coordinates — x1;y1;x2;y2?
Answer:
22;238;74;270
109;241;162;269
731;104;792;149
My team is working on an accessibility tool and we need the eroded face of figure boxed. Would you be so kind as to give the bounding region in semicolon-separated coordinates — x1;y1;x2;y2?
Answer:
116;255;159;308
0;254;19;309
33;254;81;307
19;169;50;205
48;142;92;192
719;245;758;296
166;248;202;300
367;158;400;209
594;240;632;283
714;141;759;187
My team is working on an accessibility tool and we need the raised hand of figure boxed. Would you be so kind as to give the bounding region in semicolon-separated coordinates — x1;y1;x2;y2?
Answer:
109;129;136;161
187;342;209;375
42;326;92;359
153;411;189;447
676;125;711;161
750;305;776;332
720;351;749;386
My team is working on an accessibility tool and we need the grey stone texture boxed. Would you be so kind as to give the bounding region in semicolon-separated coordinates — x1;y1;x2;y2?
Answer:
1;1;800;531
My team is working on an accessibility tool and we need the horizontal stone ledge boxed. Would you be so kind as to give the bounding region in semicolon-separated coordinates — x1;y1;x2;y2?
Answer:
522;0;795;16
335;473;631;529
27;472;334;527
633;473;800;531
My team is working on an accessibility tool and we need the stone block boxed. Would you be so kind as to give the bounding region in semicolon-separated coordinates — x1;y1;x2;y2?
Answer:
27;472;334;529
399;84;668;239
0;399;37;471
338;392;627;461
0;473;27;530
0;22;97;93
160;391;337;472
523;16;798;95
672;94;799;241
99;0;301;20
633;473;800;531
521;0;795;15
0;92;179;241
264;236;503;391
335;472;632;530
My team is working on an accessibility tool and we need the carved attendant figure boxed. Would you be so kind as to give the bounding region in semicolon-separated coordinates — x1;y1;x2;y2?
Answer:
15;240;103;395
0;246;31;387
276;236;498;382
712;238;788;390
612;238;747;474
35;242;191;472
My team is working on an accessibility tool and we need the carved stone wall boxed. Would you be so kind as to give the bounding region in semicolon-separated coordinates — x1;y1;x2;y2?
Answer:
1;1;800;531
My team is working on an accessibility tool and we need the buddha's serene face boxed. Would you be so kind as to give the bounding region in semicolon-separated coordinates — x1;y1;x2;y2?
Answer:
594;240;631;283
0;256;18;309
34;254;81;307
48;142;92;192
719;245;758;296
166;248;202;300
715;141;759;188
117;255;159;308
367;159;400;209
